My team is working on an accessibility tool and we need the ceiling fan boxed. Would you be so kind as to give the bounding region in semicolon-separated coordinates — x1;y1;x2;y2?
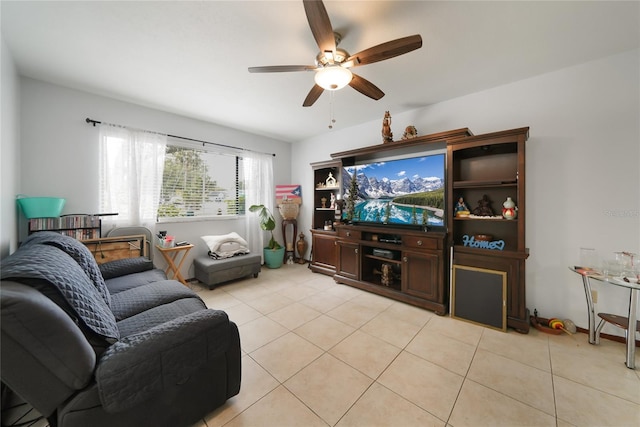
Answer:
248;0;422;107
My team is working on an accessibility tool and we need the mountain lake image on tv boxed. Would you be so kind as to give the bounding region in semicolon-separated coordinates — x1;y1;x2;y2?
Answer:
342;153;445;228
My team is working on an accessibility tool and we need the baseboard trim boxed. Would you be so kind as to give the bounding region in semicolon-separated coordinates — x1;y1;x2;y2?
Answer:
575;326;639;347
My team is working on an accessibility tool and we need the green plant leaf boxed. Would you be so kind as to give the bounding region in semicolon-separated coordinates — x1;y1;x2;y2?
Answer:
249;204;282;248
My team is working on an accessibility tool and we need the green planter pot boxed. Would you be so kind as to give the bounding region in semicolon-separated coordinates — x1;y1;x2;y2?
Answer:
263;247;285;269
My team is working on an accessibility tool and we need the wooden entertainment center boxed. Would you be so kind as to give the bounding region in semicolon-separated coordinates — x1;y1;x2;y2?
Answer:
309;126;530;332
334;224;448;314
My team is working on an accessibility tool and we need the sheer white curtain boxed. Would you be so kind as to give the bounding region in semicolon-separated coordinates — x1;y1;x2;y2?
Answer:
98;124;167;230
243;151;274;262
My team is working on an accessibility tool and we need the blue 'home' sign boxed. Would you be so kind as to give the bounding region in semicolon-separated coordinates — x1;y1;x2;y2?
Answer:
461;235;505;251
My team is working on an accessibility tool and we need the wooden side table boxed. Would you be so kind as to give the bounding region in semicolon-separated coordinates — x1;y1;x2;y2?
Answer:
156;244;193;286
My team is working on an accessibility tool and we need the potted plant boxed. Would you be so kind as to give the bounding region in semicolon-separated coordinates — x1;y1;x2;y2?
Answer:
249;204;285;268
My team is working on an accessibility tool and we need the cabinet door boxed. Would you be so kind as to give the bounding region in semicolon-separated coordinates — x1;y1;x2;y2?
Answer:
454;250;528;332
402;250;441;302
311;233;337;270
337;241;359;280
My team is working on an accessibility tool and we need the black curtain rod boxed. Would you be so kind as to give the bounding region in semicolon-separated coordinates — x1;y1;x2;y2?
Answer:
85;118;275;157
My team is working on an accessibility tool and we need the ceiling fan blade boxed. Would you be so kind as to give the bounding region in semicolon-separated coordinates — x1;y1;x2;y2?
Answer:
349;73;385;100
347;34;422;67
248;65;317;73
303;84;324;107
303;0;336;54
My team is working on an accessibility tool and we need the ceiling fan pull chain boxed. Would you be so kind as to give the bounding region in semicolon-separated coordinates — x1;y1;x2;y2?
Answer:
328;91;336;129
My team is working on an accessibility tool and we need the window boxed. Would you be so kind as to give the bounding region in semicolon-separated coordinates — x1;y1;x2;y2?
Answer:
99;125;167;228
158;142;245;219
99;124;264;229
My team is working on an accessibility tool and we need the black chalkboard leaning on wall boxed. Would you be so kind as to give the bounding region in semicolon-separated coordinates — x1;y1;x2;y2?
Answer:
452;265;507;331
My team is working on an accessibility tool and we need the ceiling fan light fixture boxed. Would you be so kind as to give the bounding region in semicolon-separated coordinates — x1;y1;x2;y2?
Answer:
314;65;353;90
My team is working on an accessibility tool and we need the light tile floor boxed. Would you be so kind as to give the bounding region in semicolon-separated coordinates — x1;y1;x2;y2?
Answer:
190;263;640;427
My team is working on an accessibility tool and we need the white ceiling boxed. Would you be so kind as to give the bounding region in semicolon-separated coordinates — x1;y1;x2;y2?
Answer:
2;1;638;143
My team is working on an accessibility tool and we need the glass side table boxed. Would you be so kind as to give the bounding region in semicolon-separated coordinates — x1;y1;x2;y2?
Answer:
570;267;639;369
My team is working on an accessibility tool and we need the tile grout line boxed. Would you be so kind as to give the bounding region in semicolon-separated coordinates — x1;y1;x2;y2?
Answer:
198;266;640;426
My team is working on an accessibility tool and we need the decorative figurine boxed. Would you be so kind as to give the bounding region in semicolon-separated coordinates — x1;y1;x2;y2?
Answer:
382;111;393;143
334;199;343;214
381;264;394;287
472;194;494;216
333;200;343;226
321;197;327;208
402;125;418;140
330;193;336;209
326;172;336;188
455;197;470;217
502;197;517;219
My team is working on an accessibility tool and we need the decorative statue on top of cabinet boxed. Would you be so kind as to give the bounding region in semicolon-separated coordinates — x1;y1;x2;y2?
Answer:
402;125;418;140
381;111;393;144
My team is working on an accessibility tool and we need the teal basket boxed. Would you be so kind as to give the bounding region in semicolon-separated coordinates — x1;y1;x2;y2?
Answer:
17;197;66;219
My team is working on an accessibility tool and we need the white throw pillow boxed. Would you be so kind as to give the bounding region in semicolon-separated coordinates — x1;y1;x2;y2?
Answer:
201;232;249;253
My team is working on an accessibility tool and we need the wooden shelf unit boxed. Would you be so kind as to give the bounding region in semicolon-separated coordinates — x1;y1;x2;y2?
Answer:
28;215;101;240
311;160;342;230
447;127;530;332
309;160;342;275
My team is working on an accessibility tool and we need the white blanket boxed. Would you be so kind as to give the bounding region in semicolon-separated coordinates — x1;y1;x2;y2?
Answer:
201;232;250;259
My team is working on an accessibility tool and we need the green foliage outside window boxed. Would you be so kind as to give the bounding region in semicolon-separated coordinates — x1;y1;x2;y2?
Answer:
158;146;242;218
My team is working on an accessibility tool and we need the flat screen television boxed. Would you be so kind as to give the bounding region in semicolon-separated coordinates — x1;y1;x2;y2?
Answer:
342;152;446;229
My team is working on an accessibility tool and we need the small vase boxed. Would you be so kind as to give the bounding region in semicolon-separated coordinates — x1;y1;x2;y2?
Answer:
502;197;517;220
296;233;307;264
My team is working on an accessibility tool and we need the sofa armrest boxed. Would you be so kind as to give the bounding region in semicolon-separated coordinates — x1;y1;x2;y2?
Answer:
99;257;153;280
95;309;235;413
1;281;96;416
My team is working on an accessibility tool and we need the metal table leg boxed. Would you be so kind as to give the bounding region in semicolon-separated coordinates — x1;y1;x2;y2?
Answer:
581;274;597;344
625;288;637;369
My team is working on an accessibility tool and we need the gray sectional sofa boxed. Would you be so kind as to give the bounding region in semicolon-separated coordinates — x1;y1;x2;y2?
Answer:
1;232;241;427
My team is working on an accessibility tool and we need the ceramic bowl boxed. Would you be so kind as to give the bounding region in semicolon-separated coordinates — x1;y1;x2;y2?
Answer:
474;234;493;241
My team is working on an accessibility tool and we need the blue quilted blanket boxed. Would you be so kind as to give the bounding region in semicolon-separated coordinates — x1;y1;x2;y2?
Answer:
1;232;119;341
22;232;111;306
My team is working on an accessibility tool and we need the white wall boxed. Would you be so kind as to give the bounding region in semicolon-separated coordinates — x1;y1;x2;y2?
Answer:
19;78;292;278
7;47;639;336
292;49;640;337
1;37;21;257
